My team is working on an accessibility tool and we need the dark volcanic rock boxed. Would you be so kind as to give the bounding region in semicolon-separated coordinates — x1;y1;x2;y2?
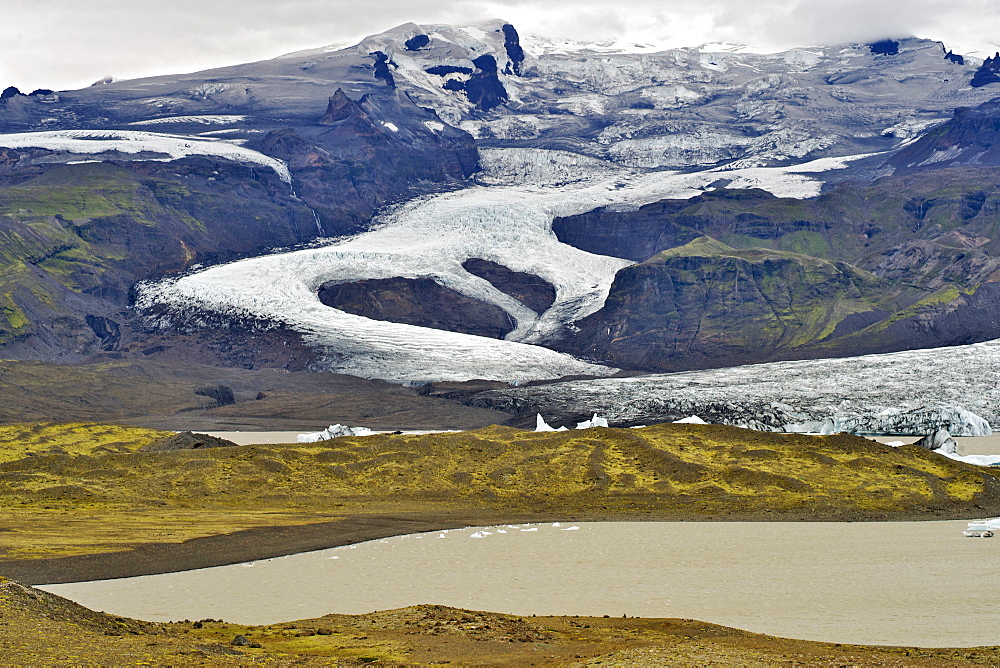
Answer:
85;315;120;351
464;55;509;111
971;52;1000;87
869;39;899;56
557;237;888;372
944;49;965;65
425;65;473;76
887;98;1000;171
405;34;430;51
318;276;516;339
1;86;22;99
254;92;478;237
371;51;396;88
553;198;704;262
501;24;525;76
319;89;364;125
462;258;557;313
194;384;236;406
140;431;240;452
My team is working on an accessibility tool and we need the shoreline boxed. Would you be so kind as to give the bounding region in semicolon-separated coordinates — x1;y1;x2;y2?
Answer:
1;506;992;586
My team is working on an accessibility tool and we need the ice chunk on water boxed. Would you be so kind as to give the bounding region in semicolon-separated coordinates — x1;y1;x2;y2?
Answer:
673;415;708;424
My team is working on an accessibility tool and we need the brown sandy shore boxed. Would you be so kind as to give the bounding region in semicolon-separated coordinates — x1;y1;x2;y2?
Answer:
0;506;984;586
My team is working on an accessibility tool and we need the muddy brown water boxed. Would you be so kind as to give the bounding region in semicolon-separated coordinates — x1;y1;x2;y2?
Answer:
38;520;1000;647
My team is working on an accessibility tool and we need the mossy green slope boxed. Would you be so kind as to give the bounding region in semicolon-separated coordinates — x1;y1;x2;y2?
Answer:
0;423;994;560
0;160;315;351
569;236;891;369
0;422;170;463
5;580;999;666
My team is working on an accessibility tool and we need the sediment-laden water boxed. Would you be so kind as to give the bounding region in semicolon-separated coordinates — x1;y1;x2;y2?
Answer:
39;520;1000;647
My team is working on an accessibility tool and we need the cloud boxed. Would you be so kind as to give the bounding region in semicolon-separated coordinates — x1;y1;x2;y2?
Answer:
0;0;998;91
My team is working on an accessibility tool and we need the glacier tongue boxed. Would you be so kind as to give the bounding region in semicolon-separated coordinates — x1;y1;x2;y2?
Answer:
136;147;850;384
476;339;1000;436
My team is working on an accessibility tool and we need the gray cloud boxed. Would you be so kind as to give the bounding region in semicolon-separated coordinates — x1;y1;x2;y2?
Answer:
1;0;997;92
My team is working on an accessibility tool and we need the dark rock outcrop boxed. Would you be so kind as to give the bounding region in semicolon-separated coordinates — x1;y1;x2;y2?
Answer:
886;98;1000;171
501;24;525;76
194;384;236;406
85;315;120;351
462;258;556;313
405;34;430;51
425;65;473;76
971;52;1000;87
140;431;240;451
944;49;965;65
557;237;889;371
0;86;22;99
318;276;516;339
318;89;363;125
869;39;899;56
256;91;478;237
462;55;509;111
371;51;396;88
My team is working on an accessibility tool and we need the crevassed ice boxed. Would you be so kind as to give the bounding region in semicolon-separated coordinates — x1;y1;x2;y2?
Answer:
137;148;860;384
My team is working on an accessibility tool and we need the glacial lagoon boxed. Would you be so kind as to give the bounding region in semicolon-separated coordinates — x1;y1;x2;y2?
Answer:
39;520;1000;647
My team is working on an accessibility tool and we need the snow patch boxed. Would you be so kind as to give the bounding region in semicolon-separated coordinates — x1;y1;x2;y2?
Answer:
0;129;290;183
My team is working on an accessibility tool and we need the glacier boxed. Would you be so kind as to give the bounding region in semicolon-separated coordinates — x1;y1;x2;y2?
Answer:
476;339;1000;436
136;146;858;383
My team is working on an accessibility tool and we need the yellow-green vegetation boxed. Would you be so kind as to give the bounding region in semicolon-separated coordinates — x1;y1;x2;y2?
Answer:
0;422;994;561
3;582;999;666
0;422;170;463
638;237;889;350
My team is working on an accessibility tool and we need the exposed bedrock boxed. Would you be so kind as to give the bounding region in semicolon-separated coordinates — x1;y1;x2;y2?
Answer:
253;89;478;238
317;277;516;339
887;97;1000;172
0;159;319;361
555;237;890;372
971;52;1000;87
551;169;1000;369
501;24;525;76
461;258;556;313
460;55;509;111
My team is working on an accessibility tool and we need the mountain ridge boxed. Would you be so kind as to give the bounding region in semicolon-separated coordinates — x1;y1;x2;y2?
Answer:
2;21;1000;383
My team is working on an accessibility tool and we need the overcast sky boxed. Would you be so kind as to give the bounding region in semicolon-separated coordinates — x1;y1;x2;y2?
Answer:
4;0;1000;92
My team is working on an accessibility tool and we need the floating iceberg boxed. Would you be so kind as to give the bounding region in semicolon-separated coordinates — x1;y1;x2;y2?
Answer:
575;414;609;429
672;415;708;425
297;424;374;442
537;413;609;431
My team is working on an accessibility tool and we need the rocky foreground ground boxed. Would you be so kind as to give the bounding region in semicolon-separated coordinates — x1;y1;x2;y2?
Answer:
2;421;999;664
3;576;999;666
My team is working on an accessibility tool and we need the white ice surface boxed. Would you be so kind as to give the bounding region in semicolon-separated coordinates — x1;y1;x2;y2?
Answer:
129;115;248;126
0;129;291;183
137;148;854;384
938;450;1000;467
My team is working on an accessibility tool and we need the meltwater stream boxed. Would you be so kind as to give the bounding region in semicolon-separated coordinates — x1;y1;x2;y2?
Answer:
39;520;1000;647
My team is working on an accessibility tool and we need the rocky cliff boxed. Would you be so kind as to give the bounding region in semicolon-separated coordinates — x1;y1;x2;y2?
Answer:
558;237;889;370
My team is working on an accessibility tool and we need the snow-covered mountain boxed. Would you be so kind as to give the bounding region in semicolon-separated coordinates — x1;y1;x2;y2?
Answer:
3;22;1000;384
